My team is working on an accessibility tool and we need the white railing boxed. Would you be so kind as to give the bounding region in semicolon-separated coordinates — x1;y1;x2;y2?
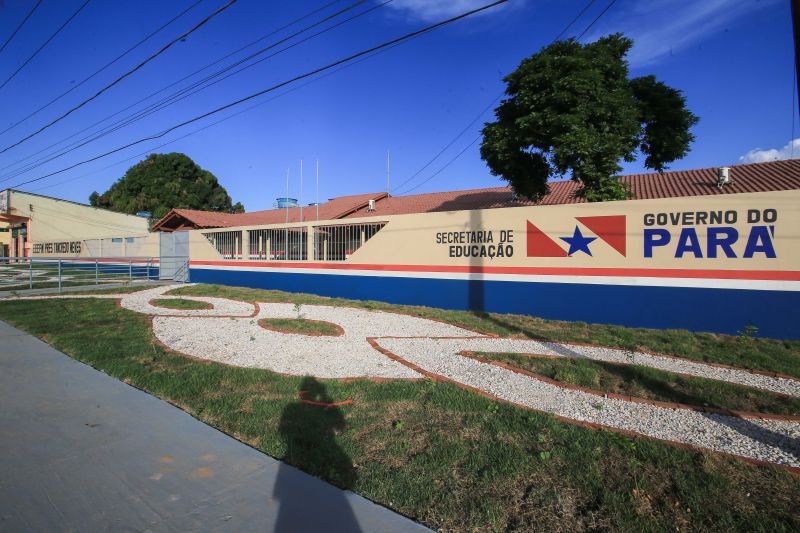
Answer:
0;257;157;292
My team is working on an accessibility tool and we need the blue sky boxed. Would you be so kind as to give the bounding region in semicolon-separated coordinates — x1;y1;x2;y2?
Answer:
0;0;794;211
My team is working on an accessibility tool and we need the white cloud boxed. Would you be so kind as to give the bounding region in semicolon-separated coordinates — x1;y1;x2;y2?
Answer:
583;0;780;67
386;0;513;22
739;139;800;164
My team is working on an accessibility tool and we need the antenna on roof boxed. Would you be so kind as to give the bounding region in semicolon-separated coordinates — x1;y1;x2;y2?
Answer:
387;150;391;197
316;160;319;222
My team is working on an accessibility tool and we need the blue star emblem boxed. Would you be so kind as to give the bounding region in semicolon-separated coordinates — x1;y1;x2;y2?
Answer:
560;226;596;256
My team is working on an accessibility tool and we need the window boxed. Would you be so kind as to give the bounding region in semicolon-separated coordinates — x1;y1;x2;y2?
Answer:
248;227;308;261
203;230;243;260
313;222;386;261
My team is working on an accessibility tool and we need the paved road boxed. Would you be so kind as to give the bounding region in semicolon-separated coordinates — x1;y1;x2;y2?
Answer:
0;320;429;532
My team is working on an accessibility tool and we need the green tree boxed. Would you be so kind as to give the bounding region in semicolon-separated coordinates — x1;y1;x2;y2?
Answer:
89;153;244;219
480;34;699;202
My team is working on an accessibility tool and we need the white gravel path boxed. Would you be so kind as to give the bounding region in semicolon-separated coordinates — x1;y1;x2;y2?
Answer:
3;286;799;467
152;303;475;379
375;337;800;467
1;284;255;317
119;284;255;317
421;337;800;397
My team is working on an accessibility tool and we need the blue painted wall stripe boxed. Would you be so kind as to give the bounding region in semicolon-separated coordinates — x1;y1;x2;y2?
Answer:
189;268;799;340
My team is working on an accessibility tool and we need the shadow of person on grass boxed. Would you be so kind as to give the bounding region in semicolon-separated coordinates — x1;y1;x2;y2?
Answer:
273;377;361;532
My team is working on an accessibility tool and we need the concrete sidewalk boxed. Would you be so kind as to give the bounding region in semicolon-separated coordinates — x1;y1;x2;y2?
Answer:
0;320;429;532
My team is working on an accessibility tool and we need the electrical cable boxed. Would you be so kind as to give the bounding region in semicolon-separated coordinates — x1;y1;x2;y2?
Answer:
30;31;410;194
0;0;43;55
0;0;365;178
576;0;619;41
0;0;386;182
0;0;91;90
400;135;482;195
393;0;618;195
7;0;509;190
0;0;239;155
0;0;204;137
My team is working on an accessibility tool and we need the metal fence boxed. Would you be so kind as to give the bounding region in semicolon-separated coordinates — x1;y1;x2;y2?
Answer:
203;230;243;260
248;227;308;261
313;222;386;261
0;257;158;292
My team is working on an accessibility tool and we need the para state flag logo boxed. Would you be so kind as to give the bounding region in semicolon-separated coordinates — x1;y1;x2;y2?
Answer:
526;215;626;257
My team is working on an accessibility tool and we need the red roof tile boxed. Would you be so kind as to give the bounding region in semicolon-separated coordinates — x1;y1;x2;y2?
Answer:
153;160;800;230
153;192;386;231
345;159;800;218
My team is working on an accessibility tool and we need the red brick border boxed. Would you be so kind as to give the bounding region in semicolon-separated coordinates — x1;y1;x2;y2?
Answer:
366;338;800;475
258;318;344;337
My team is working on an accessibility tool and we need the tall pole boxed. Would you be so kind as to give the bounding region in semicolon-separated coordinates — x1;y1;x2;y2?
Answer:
300;159;304;223
285;167;289;260
793;0;800;113
387;150;391;196
316;159;319;222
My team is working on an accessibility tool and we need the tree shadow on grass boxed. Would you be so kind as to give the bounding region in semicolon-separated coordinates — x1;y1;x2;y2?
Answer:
273;377;360;532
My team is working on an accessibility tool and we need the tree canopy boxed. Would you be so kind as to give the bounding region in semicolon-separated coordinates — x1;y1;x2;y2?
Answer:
89;153;244;219
480;34;699;202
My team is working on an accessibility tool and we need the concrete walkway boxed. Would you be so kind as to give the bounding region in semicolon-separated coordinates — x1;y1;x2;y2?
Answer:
0;320;429;532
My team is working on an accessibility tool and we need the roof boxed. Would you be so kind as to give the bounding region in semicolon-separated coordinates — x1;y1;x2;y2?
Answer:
152;192;387;231
152;159;800;230
345;159;800;218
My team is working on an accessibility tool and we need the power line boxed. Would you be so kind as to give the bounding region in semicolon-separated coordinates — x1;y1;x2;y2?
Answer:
0;0;385;182
0;0;365;178
0;0;91;91
8;0;509;190
392;96;500;194
394;0;617;195
576;0;619;41
552;0;598;42
0;0;239;155
401;135;481;195
0;0;204;137
31;26;411;194
0;0;43;55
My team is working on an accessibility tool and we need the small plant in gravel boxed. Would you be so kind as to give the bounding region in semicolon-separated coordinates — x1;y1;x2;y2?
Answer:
594;402;605;411
293;303;304;319
738;325;759;343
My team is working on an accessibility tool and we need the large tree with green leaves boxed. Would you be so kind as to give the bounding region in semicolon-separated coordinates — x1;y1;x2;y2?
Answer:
89;153;244;219
480;34;699;202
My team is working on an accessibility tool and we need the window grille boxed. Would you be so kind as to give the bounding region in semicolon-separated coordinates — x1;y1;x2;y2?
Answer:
203;230;243;260
248;227;308;261
313;222;386;261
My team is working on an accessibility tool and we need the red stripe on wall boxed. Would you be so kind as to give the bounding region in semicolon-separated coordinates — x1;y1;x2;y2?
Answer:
189;261;800;281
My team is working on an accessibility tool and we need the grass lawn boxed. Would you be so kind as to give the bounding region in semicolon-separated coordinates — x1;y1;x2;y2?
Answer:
0;285;797;531
475;352;800;416
259;317;343;336
151;298;212;310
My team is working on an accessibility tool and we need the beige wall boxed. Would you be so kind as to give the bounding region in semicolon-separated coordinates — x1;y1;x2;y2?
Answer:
188;190;799;273
7;190;149;243
2;190;150;257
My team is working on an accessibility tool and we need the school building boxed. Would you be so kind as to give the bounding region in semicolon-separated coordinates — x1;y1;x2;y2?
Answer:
14;159;800;339
0;189;149;258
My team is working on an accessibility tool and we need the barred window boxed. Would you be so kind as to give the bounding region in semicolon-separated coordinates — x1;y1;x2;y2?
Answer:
203;230;243;260
248;227;308;261
313;222;386;261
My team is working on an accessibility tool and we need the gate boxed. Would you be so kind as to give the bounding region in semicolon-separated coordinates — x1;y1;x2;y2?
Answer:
159;231;190;282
